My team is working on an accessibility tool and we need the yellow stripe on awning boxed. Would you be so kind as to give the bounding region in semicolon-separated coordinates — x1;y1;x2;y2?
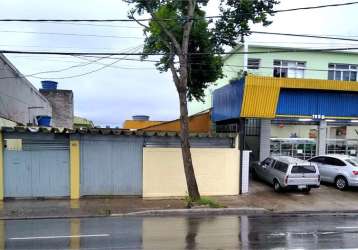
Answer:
240;75;358;118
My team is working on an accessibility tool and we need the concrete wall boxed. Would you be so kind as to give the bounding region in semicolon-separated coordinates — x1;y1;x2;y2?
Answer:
0;117;16;127
40;89;74;128
0;55;52;125
143;147;240;198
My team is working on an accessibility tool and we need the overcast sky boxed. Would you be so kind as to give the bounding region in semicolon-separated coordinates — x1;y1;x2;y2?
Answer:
1;0;357;126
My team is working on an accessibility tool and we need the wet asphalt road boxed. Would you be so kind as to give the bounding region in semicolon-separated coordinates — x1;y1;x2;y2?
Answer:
3;214;358;249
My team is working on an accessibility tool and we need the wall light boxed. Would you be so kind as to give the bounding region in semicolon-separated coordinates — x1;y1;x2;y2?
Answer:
298;118;313;122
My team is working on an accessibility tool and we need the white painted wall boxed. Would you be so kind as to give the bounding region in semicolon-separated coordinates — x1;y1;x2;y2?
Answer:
271;124;318;138
0;55;52;125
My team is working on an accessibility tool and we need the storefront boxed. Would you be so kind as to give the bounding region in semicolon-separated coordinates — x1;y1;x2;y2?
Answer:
212;75;358;161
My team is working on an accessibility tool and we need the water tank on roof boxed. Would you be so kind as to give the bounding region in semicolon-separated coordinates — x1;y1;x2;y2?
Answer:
132;115;150;121
41;80;58;90
36;115;51;127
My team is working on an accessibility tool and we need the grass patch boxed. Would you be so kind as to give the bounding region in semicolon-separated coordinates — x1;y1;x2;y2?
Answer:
184;196;224;208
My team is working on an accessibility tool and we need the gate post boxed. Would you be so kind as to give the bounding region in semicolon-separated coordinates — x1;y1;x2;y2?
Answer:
0;132;3;201
70;140;80;199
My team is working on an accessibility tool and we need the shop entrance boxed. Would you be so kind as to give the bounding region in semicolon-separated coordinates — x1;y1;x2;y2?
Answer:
269;120;319;160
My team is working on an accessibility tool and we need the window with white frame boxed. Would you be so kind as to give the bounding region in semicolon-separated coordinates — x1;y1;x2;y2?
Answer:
248;58;260;70
273;60;306;78
328;63;357;81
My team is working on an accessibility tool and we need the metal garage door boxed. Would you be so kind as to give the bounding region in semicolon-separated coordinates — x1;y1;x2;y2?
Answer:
4;135;70;198
80;136;143;196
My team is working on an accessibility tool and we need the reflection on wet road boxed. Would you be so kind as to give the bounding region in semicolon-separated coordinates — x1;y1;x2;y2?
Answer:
3;214;358;249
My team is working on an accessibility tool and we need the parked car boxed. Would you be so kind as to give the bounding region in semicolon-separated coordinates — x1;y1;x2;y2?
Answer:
308;154;358;190
253;156;320;193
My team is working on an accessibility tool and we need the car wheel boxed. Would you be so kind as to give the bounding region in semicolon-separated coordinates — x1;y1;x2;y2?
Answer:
303;187;311;194
273;180;281;193
335;176;348;191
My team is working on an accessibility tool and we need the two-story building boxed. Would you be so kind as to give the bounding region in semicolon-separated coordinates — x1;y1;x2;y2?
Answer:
190;44;358;162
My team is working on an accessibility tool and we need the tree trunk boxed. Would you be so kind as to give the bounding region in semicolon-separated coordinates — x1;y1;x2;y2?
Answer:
178;89;201;201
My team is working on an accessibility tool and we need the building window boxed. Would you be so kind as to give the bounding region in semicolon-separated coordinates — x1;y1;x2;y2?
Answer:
248;58;260;70
328;63;357;81
273;60;305;78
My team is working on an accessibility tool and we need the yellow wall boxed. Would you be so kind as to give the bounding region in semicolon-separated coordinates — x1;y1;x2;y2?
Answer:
143;147;240;198
142;112;211;133
70;140;80;199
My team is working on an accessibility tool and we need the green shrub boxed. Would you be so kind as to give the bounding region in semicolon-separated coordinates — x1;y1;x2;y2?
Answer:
184;196;224;208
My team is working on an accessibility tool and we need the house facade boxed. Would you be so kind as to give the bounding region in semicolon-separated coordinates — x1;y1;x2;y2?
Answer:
0;54;52;125
0;54;74;128
190;44;358;114
191;45;358;162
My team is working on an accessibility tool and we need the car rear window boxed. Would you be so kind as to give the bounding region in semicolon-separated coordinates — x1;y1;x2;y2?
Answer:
291;165;316;174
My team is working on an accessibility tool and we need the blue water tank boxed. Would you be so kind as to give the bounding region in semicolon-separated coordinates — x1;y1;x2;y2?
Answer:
41;80;58;90
36;115;51;127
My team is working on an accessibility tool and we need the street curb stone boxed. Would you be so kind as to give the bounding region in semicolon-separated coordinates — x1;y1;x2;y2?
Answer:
111;207;269;217
3;208;358;220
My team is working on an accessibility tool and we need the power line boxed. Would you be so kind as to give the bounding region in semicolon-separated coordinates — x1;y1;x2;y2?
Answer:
44;21;142;29
2;46;358;57
4;29;358;42
0;1;357;22
2;53;356;80
272;1;358;13
252;31;358;43
0;46;144;80
73;56;155;70
24;55;114;77
0;30;143;39
29;57;126;79
8;54;159;63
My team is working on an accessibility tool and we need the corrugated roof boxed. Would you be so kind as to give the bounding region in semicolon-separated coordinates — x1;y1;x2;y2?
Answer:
0;126;236;138
122;120;164;130
139;109;211;133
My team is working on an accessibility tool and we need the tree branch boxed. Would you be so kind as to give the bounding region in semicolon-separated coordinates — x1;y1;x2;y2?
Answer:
167;44;180;89
178;0;196;86
181;0;196;57
129;11;149;29
143;0;182;55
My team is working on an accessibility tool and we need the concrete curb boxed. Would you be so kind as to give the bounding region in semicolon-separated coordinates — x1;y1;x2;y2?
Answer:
0;214;109;221
3;208;358;220
111;207;269;217
271;210;358;216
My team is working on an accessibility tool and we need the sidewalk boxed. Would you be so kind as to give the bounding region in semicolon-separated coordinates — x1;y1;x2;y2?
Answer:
1;180;358;219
